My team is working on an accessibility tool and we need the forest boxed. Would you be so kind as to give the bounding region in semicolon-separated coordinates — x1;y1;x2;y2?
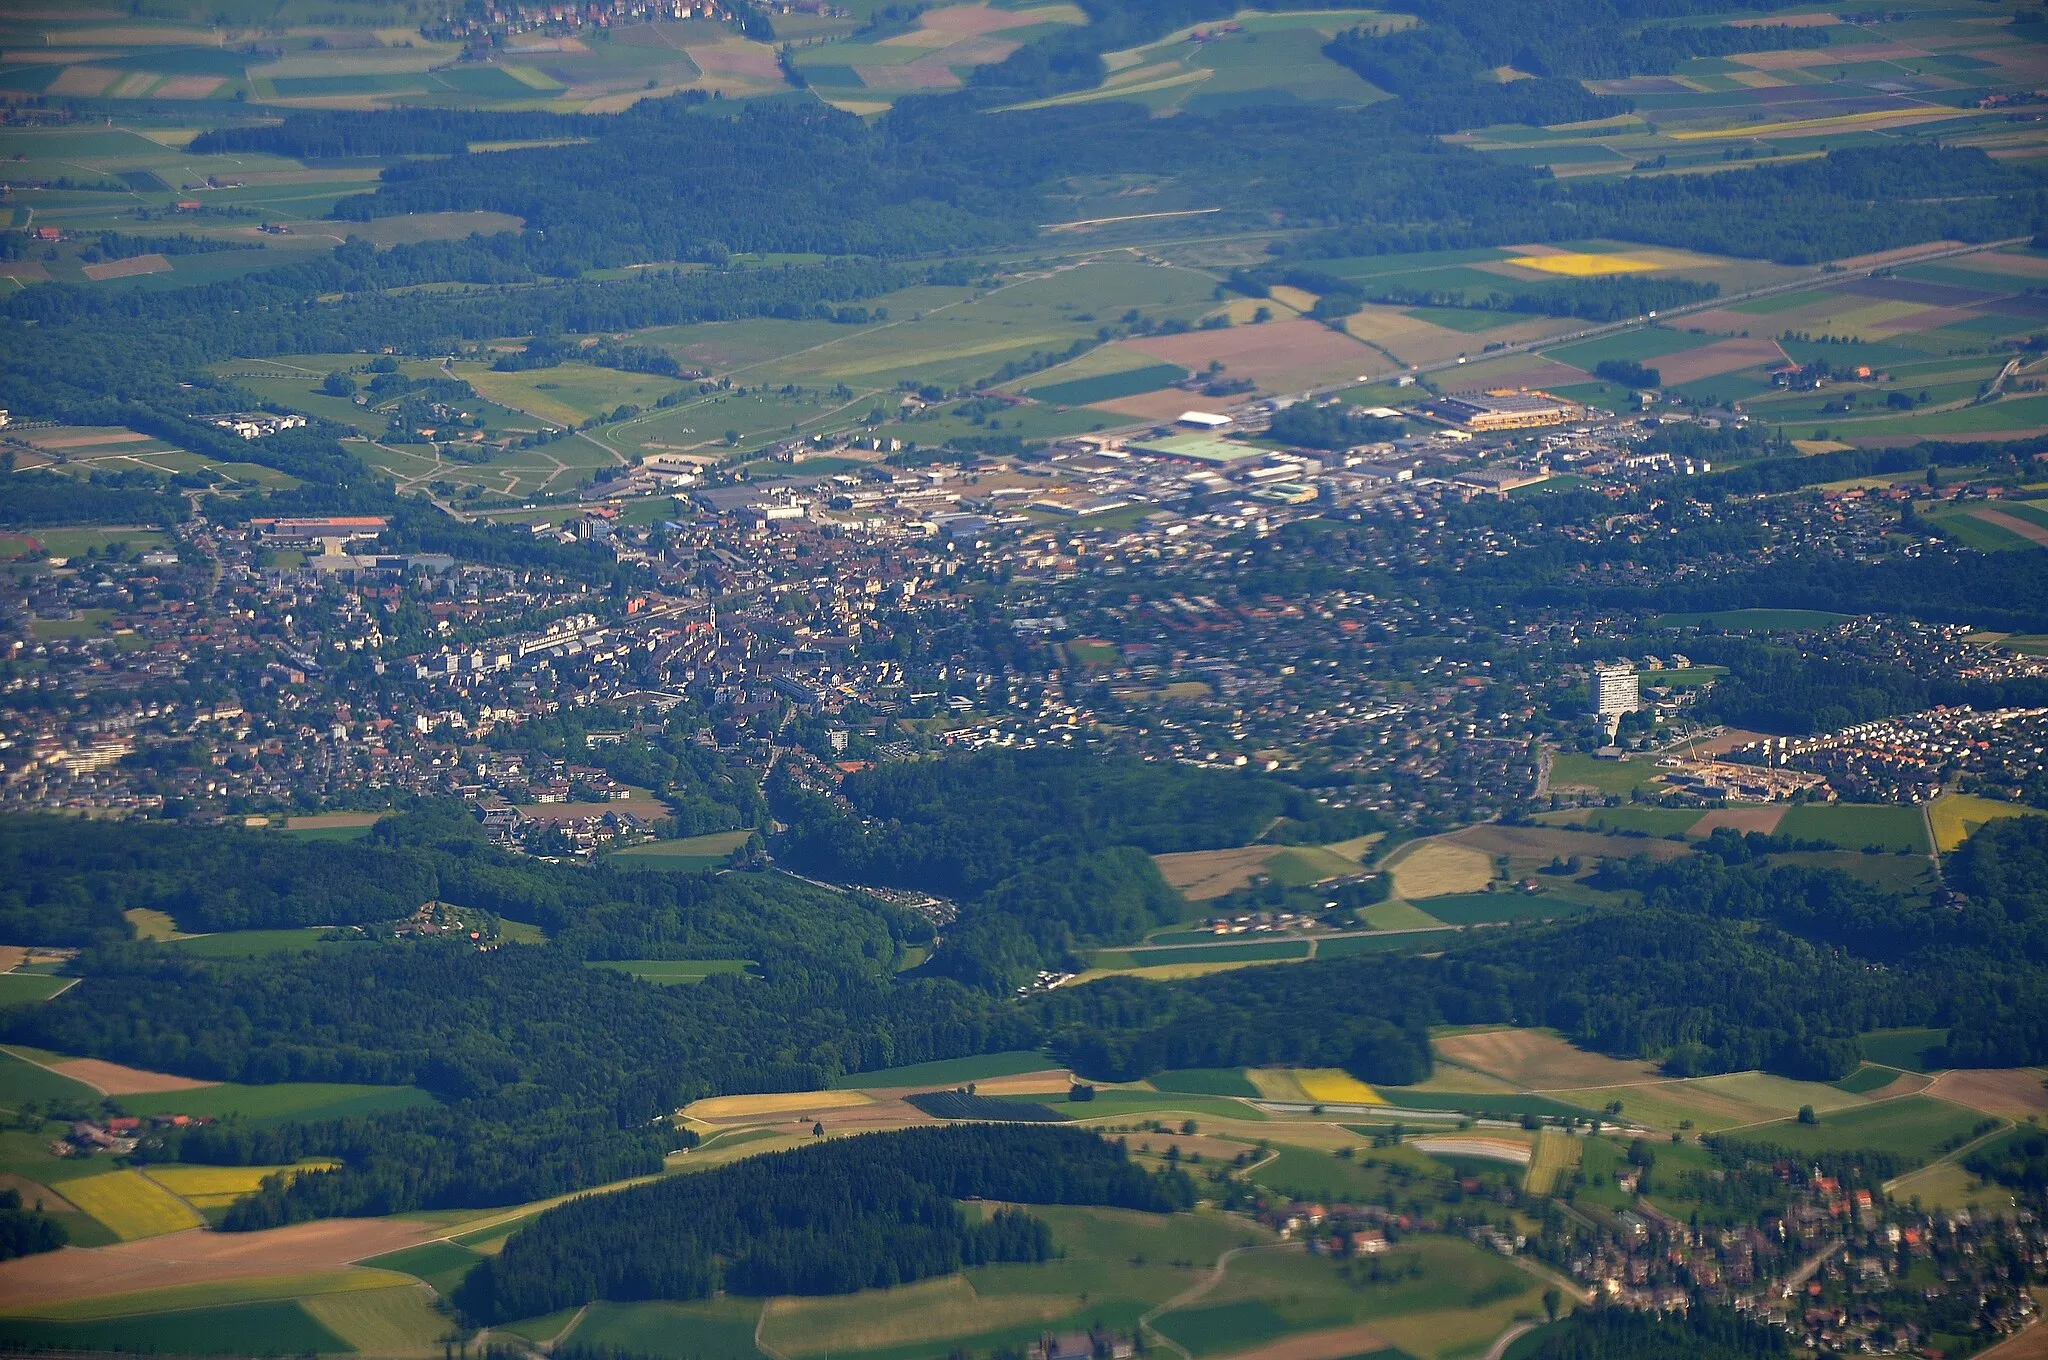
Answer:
771;750;1367;989
0;803;915;966
1515;1306;1789;1359
453;1126;1193;1322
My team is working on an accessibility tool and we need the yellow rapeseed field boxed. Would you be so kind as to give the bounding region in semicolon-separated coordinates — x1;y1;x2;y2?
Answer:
144;1161;339;1209
1507;253;1660;277
1929;794;2038;854
60;1169;202;1240
1295;1069;1386;1105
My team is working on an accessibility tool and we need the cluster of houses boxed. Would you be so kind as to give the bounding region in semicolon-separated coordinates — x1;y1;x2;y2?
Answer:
58;1113;211;1157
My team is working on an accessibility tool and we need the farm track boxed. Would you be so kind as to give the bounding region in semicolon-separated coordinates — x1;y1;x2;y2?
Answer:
1140;1241;1297;1360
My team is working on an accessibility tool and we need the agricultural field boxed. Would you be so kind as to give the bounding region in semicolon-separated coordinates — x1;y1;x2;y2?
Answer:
835;1051;1058;1090
1448;6;2048;182
1861;1028;1951;1074
608;829;754;872
790;2;1090;111
1002;9;1404;116
1777;802;1933;855
1927;793;2042;854
57;1169;203;1240
1382;839;1494;899
167;927;351;957
1153;1235;1548;1360
118;1080;438;1126
143;1162;339;1213
1148;1068;1262;1098
586;958;760;985
0;11;795;116
1545;751;1669;798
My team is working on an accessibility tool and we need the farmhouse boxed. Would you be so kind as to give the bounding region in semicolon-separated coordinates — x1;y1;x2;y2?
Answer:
1423;389;1580;432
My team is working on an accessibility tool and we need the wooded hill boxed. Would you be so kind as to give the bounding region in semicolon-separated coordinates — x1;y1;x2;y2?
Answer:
453;1125;1194;1322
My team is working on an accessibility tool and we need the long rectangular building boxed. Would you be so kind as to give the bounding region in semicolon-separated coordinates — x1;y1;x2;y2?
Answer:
1424;389;1579;432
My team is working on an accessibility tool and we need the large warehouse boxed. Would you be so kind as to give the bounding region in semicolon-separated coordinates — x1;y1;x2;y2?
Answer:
1423;389;1581;432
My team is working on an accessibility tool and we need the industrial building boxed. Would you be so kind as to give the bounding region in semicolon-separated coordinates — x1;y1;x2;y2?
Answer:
1424;389;1579;432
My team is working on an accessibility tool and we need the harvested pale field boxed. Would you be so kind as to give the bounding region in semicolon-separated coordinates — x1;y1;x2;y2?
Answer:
854;60;963;91
1248;1069;1310;1102
930;35;1023;64
46;67;119;96
1971;508;2048;548
1728;9;1836;24
0;262;51;283
49;1058;216;1096
1433;1029;1661;1091
80;255;170;282
1410;1135;1532;1165
1404;1064;1521;1096
1655;337;1787;385
1154;846;1284;900
761;1274;1072;1355
1556;1080;1779;1133
1928;1068;2048;1120
1689;1072;1867;1117
686;42;782;78
1215;1324;1391;1360
0;1218;441;1310
1439;352;1589;390
1524;1128;1580;1194
1119;1134;1252;1161
0;1176;75;1215
0;948;23;974
1682;307;1775;336
808;1098;934;1134
1449;822;1690;868
1866;1071;1933;1101
2;51;106;64
27;429;148;450
1862;304;1983;338
153;76;224;98
684;1089;872;1121
1088;388;1216;420
1981;1314;2048;1360
957;1071;1077;1096
1956;251;2048;280
1388;840;1493;898
285;812;384;830
1690;806;1786;836
1123;318;1373;391
1734;41;1925;70
923;1;1079;34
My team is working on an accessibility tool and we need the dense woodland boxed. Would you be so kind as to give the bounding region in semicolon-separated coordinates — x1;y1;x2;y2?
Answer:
454;1126;1193;1321
1515;1307;1790;1359
772;751;1374;989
